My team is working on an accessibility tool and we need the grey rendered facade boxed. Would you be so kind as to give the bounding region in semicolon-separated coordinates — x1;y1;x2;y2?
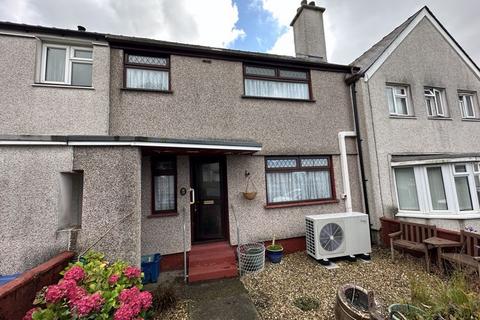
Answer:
0;3;364;274
351;7;480;234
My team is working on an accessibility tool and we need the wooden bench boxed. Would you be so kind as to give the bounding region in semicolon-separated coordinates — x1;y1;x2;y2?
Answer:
389;221;436;273
440;230;480;276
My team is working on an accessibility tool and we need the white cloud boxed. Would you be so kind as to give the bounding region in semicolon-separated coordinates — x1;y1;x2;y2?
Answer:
267;29;294;56
0;0;245;48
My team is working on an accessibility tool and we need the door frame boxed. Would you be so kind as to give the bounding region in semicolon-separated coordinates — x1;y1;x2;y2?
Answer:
189;155;230;244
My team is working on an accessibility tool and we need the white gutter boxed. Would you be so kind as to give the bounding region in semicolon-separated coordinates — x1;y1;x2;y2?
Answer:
338;131;356;213
0;140;261;152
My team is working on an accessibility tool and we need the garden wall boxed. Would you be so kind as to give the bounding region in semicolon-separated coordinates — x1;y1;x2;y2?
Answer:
0;251;74;320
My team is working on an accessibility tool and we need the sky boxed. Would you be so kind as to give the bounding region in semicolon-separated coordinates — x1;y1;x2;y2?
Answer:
0;0;479;65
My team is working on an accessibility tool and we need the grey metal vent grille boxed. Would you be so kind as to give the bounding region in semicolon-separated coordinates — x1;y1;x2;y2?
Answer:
305;219;316;255
319;223;344;252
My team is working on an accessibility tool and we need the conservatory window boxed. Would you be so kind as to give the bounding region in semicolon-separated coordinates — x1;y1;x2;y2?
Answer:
394;167;420;211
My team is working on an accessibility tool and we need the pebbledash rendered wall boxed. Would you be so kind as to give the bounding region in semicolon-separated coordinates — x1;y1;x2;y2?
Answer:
107;49;364;256
357;17;480;232
0;31;110;135
0;147;73;274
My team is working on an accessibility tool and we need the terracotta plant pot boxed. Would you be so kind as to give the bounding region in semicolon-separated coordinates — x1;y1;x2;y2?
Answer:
242;191;257;200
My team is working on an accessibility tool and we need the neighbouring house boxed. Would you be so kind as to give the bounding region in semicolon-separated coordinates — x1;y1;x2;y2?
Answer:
0;1;365;281
348;6;480;238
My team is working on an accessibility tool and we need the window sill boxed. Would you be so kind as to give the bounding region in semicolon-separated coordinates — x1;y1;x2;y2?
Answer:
241;95;316;103
147;212;178;218
427;116;453;121
121;87;173;94
389;115;417;119
396;212;480;220
264;199;339;209
461;118;480;122
32;83;94;90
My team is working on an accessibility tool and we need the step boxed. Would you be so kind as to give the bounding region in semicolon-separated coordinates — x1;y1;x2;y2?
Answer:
189;250;236;264
188;262;238;283
190;241;232;254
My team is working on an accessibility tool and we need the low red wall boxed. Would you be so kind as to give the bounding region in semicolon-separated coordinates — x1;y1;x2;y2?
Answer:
379;217;461;247
0;251;74;320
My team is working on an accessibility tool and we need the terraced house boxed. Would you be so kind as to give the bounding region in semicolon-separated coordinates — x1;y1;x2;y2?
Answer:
0;2;364;281
349;7;480;235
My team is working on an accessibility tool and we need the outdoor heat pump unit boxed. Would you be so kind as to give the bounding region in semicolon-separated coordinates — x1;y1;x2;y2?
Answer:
305;212;371;262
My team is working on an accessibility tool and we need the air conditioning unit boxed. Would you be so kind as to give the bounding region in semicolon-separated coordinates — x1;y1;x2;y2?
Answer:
305;212;371;262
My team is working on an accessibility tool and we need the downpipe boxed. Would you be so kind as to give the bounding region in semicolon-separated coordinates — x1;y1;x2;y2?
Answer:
338;131;356;213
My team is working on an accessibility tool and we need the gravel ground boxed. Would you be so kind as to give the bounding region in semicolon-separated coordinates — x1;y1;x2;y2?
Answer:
241;247;441;320
155;300;190;320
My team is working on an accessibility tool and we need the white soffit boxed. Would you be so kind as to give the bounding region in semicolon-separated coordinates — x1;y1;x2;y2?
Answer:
364;8;480;81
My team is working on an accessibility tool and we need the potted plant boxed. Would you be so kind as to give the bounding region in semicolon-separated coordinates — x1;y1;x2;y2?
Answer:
242;174;257;200
266;235;283;263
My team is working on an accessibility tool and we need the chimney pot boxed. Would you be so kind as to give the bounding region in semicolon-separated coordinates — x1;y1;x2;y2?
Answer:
301;0;307;5
308;1;315;5
77;25;86;32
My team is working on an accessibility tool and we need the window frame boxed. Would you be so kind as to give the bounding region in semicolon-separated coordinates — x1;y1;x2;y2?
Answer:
243;64;312;101
393;163;480;216
385;84;411;116
264;155;336;207
424;87;448;118
458;92;477;119
41;43;93;86
151;156;177;216
123;52;171;92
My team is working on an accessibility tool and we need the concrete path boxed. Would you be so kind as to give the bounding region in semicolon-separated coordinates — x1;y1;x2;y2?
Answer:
187;278;259;320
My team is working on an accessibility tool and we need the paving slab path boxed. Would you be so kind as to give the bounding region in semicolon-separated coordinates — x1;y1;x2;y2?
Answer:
186;278;259;320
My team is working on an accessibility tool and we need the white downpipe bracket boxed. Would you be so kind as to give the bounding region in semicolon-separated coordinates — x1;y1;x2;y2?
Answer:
338;131;356;213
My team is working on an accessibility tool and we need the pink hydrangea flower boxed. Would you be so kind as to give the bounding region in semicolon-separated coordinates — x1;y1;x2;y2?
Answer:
123;266;141;279
45;284;64;303
71;292;104;317
114;305;137;320
138;291;152;309
108;274;120;285
22;308;38;320
59;279;87;303
63;266;85;282
119;287;141;304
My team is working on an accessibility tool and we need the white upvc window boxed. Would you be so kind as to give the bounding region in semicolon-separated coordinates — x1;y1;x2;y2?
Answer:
393;162;480;215
425;88;447;117
41;44;93;86
385;85;410;116
458;93;477;119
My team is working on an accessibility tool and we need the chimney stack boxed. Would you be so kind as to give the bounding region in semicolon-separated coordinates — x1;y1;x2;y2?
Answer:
290;1;327;62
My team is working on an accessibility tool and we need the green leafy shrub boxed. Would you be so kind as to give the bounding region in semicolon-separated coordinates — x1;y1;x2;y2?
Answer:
293;296;320;311
266;244;283;251
23;251;153;320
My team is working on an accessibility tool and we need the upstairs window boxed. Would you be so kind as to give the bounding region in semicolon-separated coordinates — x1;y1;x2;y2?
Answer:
244;65;310;100
458;92;478;119
385;85;410;116
125;53;170;91
425;88;447;117
152;157;177;214
41;44;93;86
265;156;334;206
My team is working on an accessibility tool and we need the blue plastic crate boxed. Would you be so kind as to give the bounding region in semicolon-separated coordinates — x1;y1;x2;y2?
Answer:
141;253;161;284
0;273;21;286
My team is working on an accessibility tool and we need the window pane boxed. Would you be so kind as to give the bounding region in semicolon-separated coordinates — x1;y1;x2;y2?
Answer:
45;47;66;82
71;62;92;86
455;176;473;211
126;68;169;90
154;160;175;171
74;49;92;59
266;159;297;169
427;167;448;210
395;168;419;211
465;96;475;117
475;175;480;207
245;66;276;77
128;54;168;66
154;175;175;211
301;158;328;167
279;69;307;79
435;90;444;115
454;165;467;173
266;170;331;203
385;87;395;114
244;79;309;99
395;97;408;115
426;98;434;116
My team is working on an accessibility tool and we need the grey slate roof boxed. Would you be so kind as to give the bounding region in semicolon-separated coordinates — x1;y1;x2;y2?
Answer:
350;7;424;76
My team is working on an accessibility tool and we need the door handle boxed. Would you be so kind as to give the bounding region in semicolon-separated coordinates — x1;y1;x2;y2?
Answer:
189;188;195;205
